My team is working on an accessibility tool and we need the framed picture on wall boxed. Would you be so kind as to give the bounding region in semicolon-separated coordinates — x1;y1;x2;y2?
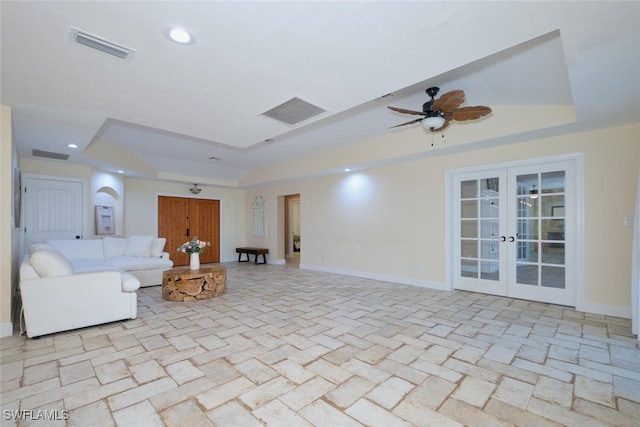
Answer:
95;205;115;235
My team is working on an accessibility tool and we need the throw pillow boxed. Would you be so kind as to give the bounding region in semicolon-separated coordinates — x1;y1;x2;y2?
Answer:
124;235;153;257
30;250;73;277
104;237;128;259
150;238;166;258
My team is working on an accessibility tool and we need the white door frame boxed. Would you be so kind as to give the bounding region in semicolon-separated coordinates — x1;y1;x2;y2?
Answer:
444;153;585;311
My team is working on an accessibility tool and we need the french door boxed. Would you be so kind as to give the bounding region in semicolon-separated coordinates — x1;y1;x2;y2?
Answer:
452;159;576;306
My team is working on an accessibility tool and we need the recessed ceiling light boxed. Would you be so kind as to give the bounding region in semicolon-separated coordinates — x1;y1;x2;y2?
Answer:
67;143;78;148
117;170;124;174
345;168;351;172
166;27;195;45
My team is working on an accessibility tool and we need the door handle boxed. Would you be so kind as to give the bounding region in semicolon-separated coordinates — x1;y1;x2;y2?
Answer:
500;236;506;242
508;236;515;242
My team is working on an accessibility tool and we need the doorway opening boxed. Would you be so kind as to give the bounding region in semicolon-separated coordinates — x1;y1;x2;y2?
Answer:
284;194;301;267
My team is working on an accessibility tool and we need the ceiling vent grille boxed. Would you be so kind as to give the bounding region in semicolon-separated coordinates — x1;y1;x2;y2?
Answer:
69;27;135;60
32;149;69;161
262;97;326;125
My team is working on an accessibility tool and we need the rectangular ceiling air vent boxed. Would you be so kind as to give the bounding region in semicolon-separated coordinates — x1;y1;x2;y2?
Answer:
32;149;69;161
261;97;326;125
69;27;135;60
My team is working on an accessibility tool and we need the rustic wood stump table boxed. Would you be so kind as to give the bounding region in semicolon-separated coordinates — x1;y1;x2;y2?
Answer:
162;265;227;302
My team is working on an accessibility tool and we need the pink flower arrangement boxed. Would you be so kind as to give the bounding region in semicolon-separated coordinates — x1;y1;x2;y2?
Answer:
177;237;210;254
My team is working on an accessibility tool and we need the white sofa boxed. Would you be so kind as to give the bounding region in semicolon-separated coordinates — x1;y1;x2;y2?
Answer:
19;236;173;338
48;236;173;286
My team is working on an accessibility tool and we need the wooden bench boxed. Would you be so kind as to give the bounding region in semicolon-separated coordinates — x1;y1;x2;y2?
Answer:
236;247;269;264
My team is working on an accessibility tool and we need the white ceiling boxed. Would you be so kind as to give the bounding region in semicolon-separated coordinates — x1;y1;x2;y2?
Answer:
2;1;639;186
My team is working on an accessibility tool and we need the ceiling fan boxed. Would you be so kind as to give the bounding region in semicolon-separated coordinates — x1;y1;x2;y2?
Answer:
388;87;492;132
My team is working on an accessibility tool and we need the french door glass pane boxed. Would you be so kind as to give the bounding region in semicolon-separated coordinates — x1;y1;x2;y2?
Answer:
481;261;499;280
461;259;477;278
518;219;538;239
461;200;477;218
542;195;564;216
515;171;566;289
541;171;565;193
461;220;477;238
542;242;565;264
461;240;477;258
517;263;538;285
459;178;499;282
461;180;478;198
542;266;565;288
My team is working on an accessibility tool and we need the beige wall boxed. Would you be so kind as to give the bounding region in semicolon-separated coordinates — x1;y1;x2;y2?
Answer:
123;178;246;262
245;123;640;316
0;105;19;335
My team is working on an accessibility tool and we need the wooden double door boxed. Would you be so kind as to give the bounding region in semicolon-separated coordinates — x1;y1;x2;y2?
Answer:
158;196;220;266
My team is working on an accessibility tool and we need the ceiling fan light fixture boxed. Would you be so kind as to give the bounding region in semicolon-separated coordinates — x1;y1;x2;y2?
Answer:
422;116;445;131
189;184;202;194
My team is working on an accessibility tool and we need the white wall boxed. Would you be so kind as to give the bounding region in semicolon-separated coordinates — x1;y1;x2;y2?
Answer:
245;123;640;317
123;178;246;262
92;170;124;237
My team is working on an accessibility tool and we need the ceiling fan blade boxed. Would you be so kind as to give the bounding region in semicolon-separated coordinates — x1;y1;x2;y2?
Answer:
387;106;426;116
389;118;424;128
432;90;465;113
449;106;492;121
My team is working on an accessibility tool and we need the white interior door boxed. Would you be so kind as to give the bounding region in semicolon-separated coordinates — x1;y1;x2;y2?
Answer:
452;159;576;306
24;176;85;249
507;161;575;306
453;169;508;296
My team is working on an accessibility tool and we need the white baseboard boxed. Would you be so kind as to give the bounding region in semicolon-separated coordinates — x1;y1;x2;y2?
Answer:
273;259;286;265
578;302;631;319
300;264;448;291
0;322;13;338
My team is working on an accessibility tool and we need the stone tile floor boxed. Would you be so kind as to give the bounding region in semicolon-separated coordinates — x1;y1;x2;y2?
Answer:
1;263;639;426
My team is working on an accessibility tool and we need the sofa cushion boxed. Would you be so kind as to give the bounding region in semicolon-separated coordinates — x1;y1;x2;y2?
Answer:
28;243;54;254
70;259;120;274
103;237;128;259
30;250;73;277
108;256;174;272
47;239;104;260
150;238;167;257
125;235;153;257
